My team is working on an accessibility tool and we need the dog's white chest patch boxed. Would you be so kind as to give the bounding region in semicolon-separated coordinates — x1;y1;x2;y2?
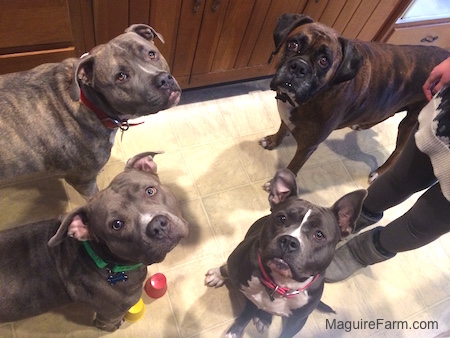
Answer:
277;99;297;132
240;276;309;317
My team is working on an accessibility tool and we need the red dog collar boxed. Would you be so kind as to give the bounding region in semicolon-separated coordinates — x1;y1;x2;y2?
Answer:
258;252;319;301
79;89;143;130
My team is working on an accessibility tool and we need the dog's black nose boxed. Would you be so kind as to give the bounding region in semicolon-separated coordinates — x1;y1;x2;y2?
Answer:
147;215;169;238
288;58;309;77
278;235;300;252
155;72;175;89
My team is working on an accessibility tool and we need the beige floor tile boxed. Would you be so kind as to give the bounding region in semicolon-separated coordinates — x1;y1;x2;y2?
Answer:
353;255;426;320
0;176;69;229
217;92;275;138
299;160;359;207
342;148;393;188
182;140;249;196
428;298;450;335
0;323;14;338
201;185;267;253
398;241;450;307
170;101;230;148
12;304;99;338
151;150;199;202
118;112;180;159
280;130;342;170
164;255;244;338
438;232;450;258
234;131;292;183
327;115;400;159
311;278;377;337
157;198;219;271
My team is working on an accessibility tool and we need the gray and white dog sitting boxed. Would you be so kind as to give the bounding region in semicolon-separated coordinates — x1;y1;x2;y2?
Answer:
205;169;366;337
0;24;181;198
0;152;188;331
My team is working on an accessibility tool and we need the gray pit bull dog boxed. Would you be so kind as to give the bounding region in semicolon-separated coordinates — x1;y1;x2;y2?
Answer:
0;24;181;198
205;169;366;337
0;152;188;331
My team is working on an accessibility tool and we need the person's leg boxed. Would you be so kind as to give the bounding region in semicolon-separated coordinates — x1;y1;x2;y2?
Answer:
380;182;450;252
354;125;437;233
326;182;450;282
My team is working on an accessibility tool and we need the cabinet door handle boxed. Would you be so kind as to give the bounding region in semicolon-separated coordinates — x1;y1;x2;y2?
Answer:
212;0;221;12
421;36;439;43
193;0;202;13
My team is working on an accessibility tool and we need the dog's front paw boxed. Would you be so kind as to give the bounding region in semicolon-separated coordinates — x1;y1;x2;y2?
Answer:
259;135;279;150
204;267;226;288
253;317;270;334
368;171;379;184
253;310;272;334
93;317;124;332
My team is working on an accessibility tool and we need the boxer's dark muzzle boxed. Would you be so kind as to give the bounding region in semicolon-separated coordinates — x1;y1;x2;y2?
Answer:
271;56;315;105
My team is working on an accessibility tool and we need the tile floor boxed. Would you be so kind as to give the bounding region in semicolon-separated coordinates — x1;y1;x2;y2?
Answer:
0;78;449;338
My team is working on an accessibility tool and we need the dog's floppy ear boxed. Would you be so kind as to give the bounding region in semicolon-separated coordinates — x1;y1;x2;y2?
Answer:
331;189;367;237
126;151;164;173
264;169;298;208
69;53;95;101
269;13;314;63
329;37;364;85
48;207;92;247
126;24;165;44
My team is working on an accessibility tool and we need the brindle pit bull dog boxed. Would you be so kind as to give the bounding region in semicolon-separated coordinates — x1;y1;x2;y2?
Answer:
0;152;188;331
0;24;181;198
262;14;450;182
205;169;366;337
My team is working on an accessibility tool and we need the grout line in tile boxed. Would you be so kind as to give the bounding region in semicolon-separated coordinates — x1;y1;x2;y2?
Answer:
185;318;237;338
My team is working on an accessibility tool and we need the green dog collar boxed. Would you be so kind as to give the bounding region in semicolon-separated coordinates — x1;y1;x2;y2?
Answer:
83;241;143;273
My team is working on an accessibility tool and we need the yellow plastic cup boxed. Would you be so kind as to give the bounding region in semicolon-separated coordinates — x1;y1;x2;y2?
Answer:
125;297;145;322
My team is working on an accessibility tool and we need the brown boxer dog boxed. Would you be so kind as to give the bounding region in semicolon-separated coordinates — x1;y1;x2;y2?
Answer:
261;13;450;182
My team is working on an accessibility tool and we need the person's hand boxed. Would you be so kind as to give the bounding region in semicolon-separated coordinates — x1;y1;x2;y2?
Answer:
423;57;450;101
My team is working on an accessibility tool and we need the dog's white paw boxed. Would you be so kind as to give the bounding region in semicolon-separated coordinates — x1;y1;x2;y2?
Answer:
253;317;269;334
259;137;269;149
350;124;362;131
225;333;240;338
204;267;226;288
262;180;271;192
368;171;379;184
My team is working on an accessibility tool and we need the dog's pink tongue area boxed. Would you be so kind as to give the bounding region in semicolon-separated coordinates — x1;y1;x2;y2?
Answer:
267;258;292;278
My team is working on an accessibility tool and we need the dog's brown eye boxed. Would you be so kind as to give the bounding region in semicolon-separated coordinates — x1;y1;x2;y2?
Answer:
314;230;325;240
277;215;286;224
287;41;298;51
117;72;128;81
318;56;328;67
146;187;157;196
148;51;156;59
112;220;125;231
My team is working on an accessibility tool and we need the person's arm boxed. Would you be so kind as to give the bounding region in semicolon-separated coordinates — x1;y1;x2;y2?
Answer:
423;57;450;101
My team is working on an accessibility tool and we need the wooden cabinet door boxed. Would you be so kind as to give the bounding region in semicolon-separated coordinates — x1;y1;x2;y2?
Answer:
0;0;92;75
169;0;205;87
188;0;308;87
302;0;404;41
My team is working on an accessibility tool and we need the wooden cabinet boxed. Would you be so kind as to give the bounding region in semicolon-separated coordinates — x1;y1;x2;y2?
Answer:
387;20;450;48
0;0;94;75
0;0;411;87
383;0;450;49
